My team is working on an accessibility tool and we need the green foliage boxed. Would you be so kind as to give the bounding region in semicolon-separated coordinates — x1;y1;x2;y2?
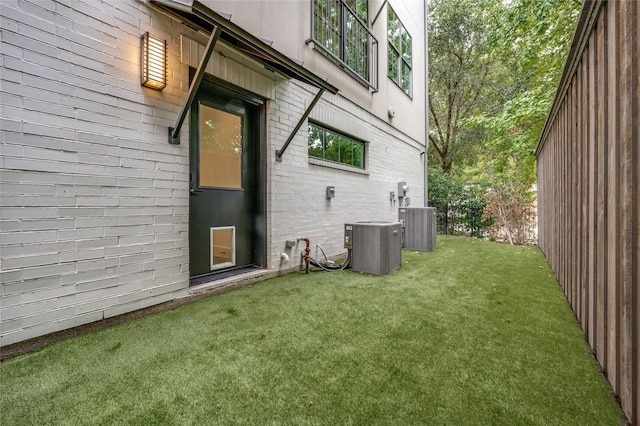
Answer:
428;0;580;177
427;0;580;241
472;0;581;187
428;168;492;237
497;0;580;85
428;0;503;172
0;237;624;425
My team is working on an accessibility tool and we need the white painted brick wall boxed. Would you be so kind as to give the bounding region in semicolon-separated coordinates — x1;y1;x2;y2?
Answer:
1;0;426;346
268;81;425;271
0;0;190;346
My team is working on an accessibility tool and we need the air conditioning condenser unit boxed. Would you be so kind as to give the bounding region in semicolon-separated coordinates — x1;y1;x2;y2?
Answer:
398;207;436;251
344;221;402;275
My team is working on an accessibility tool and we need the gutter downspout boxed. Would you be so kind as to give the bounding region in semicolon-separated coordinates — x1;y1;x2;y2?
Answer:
424;0;429;207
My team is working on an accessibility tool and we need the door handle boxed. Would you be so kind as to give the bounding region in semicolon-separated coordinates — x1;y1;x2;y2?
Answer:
190;188;203;194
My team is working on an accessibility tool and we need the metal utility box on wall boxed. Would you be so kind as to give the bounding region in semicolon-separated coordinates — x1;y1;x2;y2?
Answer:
398;207;436;251
344;222;402;275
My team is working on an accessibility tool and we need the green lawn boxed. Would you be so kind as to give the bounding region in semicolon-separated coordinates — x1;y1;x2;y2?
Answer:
0;236;625;425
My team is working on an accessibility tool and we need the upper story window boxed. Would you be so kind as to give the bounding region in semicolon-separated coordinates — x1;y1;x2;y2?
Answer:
308;123;365;169
310;0;378;90
387;6;412;96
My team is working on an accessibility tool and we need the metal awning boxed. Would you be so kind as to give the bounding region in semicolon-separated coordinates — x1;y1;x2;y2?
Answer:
150;0;338;149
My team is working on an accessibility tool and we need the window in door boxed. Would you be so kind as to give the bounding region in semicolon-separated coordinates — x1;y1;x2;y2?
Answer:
199;106;243;189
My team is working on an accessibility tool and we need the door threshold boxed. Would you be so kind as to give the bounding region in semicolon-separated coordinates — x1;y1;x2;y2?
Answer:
190;266;261;286
188;267;271;296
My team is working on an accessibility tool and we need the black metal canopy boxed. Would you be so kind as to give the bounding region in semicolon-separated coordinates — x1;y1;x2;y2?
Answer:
150;0;338;147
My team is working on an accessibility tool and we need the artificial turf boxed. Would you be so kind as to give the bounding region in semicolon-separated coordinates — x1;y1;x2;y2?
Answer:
0;236;625;425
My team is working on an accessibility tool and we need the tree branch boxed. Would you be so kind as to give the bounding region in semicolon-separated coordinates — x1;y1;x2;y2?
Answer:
429;97;447;153
429;134;444;158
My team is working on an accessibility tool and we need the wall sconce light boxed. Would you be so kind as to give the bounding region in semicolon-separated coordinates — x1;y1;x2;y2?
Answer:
141;32;167;90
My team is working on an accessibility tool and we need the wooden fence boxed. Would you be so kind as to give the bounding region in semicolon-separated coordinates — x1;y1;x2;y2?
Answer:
536;1;638;423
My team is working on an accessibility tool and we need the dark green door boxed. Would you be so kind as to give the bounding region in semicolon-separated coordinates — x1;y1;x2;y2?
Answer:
189;85;263;281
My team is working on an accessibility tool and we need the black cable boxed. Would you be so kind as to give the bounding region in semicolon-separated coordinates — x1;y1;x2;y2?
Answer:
317;245;330;262
308;249;351;272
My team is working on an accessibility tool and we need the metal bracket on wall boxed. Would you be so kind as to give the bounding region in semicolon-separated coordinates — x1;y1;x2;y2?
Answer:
168;25;222;144
275;88;324;162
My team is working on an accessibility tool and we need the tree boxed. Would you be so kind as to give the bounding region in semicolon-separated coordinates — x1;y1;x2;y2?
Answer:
428;0;579;178
427;0;502;172
428;167;463;233
428;167;492;236
473;0;581;186
427;0;580;243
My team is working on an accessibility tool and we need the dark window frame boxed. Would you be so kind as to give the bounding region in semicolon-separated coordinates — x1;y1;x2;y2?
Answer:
387;5;412;97
308;122;366;169
309;0;378;91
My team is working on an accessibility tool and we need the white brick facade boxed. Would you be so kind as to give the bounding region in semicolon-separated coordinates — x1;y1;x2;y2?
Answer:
1;0;426;346
268;82;425;269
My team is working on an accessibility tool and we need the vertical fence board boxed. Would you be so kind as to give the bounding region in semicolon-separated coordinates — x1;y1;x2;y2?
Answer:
564;91;568;290
580;55;589;332
630;4;640;425
569;78;576;315
563;87;569;299
536;1;637;423
596;4;608;370
618;1;637;421
587;29;598;349
605;0;619;393
574;70;582;324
